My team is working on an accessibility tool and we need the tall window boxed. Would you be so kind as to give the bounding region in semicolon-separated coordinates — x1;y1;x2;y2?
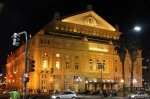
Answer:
136;68;138;73
66;62;69;69
75;63;79;70
89;59;93;70
13;59;19;73
129;67;131;73
56;61;60;69
43;60;48;69
115;66;117;72
96;59;99;70
41;80;47;90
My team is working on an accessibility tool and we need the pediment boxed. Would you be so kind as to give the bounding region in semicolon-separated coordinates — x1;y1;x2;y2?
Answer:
60;11;116;31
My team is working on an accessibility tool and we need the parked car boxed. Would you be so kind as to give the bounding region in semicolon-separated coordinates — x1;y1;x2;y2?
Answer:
78;89;90;95
50;91;77;99
127;91;148;99
89;90;100;95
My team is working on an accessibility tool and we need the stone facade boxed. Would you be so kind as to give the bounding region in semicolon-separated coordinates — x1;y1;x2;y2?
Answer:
6;5;142;92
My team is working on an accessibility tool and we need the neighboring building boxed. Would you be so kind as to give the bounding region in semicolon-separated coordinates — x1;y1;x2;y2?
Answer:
0;64;6;89
6;5;143;92
142;50;150;90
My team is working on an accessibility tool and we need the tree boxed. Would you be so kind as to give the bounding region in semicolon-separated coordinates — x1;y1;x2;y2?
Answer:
126;36;141;92
114;34;127;97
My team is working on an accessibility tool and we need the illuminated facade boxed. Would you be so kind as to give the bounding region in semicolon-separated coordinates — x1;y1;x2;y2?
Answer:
6;5;143;92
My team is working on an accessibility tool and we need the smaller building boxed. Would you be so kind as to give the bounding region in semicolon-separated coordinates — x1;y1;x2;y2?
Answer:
0;64;6;89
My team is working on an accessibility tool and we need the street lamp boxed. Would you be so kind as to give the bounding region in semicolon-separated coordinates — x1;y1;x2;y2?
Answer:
85;80;88;95
133;79;137;91
11;31;28;99
134;26;141;31
120;79;125;97
76;77;82;92
97;61;105;91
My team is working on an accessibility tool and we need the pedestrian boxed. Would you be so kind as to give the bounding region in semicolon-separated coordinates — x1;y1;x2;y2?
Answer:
9;89;20;99
99;90;104;98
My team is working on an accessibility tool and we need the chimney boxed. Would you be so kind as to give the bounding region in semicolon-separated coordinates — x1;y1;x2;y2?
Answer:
54;12;60;20
86;5;93;11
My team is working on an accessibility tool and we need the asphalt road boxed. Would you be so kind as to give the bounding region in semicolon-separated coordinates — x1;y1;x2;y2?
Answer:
1;94;150;99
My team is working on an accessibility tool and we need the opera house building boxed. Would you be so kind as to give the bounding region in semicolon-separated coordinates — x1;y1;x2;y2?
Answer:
6;5;142;92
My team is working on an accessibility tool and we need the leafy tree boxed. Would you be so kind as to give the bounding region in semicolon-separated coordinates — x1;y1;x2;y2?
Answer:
114;34;127;96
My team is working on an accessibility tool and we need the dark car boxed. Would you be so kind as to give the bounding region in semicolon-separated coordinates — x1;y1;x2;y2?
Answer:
89;90;100;95
79;90;90;95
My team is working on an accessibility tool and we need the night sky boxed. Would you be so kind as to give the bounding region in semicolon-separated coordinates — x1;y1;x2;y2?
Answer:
0;0;150;65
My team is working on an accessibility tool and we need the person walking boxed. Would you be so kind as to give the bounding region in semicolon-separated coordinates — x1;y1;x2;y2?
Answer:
99;90;104;98
9;89;20;99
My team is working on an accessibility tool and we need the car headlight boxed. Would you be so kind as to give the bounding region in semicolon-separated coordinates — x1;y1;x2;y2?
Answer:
52;95;56;98
131;95;135;98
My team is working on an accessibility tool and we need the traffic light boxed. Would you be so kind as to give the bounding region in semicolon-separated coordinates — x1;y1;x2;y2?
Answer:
29;59;35;72
22;73;29;82
12;33;20;46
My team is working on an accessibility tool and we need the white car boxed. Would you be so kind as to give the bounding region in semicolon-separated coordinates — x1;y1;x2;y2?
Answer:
50;91;77;99
128;91;148;99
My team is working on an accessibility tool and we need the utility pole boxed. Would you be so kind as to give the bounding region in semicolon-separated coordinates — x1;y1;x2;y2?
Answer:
12;31;28;99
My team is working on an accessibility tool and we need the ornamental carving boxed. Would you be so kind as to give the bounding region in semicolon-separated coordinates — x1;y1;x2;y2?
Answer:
85;16;97;26
88;43;108;52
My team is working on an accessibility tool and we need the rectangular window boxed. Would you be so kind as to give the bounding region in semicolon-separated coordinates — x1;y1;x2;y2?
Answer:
75;63;78;70
129;67;131;73
43;60;48;69
115;66;117;72
136;68;138;73
75;56;78;58
65;75;71;79
66;62;69;69
89;59;93;70
56;61;60;69
56;54;60;57
13;59;19;73
48;40;50;44
44;40;46;44
89;63;92;70
41;39;43;44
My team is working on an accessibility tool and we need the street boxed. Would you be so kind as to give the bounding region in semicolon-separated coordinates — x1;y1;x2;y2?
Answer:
24;94;140;99
1;93;150;99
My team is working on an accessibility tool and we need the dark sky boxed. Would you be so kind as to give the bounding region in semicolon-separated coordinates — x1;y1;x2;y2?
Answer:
0;0;150;65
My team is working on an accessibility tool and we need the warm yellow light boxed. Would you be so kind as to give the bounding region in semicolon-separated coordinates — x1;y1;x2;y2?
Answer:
56;61;60;69
43;60;47;68
55;26;59;29
89;47;108;52
120;79;124;83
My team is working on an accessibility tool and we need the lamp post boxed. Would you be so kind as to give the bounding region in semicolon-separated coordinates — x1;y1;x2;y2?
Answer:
120;79;125;96
98;62;105;91
133;79;137;91
76;77;82;93
85;80;88;95
12;31;28;99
